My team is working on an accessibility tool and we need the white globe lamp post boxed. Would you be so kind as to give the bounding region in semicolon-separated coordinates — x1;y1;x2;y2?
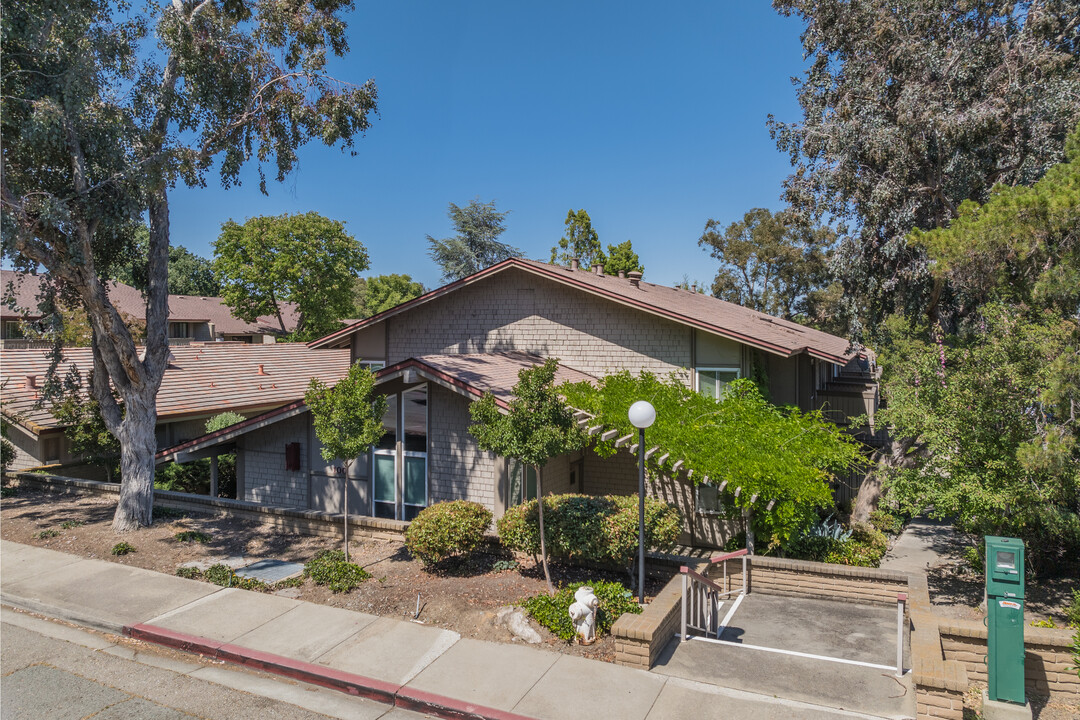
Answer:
628;400;655;604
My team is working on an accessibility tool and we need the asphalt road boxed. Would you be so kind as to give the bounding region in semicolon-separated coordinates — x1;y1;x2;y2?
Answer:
0;606;430;720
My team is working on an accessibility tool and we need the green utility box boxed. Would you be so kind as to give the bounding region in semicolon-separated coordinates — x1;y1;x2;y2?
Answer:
985;536;1026;705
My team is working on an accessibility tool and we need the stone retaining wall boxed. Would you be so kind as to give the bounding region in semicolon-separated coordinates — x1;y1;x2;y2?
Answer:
6;471;408;541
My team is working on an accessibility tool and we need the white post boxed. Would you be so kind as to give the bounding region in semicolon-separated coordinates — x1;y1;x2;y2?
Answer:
680;572;688;641
896;592;907;677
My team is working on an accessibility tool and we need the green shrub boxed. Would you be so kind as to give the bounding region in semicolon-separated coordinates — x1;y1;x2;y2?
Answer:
152;506;186;520
497;494;681;572
963;545;985;574
205;412;246;433
272;576;304;589
1;486;19;498
785;523;887;568
405;500;492;566
1067;589;1080;629
34;529;60;539
176;566;201;579
868;508;905;535
522;580;641;642
60;520;85;529
305;549;371;593
154;454;237;498
174;530;211;544
111;541;135;556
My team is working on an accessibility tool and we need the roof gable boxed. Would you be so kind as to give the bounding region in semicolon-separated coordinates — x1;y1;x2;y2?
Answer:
309;258;856;363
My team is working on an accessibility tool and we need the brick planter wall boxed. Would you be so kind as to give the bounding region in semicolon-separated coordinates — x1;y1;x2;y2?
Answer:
939;621;1078;700
612;570;685;669
737;554;909;605
7;471;408;540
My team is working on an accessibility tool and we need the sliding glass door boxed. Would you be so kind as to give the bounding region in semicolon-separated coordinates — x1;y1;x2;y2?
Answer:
371;385;428;521
373;396;398;519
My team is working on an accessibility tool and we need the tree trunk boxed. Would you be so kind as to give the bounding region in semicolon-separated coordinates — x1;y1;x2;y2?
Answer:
112;399;157;532
535;464;554;594
343;460;352;562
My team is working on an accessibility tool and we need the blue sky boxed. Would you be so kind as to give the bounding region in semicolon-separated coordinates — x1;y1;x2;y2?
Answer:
168;1;809;290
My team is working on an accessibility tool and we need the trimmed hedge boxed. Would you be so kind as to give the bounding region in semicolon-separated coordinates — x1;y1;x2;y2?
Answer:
522;580;641;642
405;500;493;566
497;494;681;571
304;549;370;592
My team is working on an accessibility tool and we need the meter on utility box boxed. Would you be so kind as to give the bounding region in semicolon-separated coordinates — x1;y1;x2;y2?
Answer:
984;536;1025;706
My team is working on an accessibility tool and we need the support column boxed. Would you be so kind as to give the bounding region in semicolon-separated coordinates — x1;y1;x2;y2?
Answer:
209;455;219;498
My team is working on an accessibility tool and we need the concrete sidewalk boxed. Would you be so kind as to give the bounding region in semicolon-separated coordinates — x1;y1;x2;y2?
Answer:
1;540;910;720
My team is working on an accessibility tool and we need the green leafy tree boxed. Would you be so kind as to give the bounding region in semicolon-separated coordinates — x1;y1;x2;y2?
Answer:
427;199;522;283
877;128;1080;569
115;228;221;297
306;365;388;560
770;0;1080;336
597;240;644;277
698;208;837;323
49;367;121;482
354;274;426;318
214;212;370;341
561;373;864;551
1;0;377;530
551;209;602;267
469;358;588;593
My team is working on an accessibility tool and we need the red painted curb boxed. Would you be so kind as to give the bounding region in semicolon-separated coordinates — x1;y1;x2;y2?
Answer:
123;623;537;720
396;686;536;720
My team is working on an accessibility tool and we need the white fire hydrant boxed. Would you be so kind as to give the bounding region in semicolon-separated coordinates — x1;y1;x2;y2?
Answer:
568;586;599;645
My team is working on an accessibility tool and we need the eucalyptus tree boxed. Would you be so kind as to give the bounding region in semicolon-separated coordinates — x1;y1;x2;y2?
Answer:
1;0;378;530
770;0;1080;335
551;209;602;268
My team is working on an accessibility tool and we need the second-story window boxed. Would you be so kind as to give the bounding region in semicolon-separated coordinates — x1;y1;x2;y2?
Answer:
696;367;740;400
168;322;189;339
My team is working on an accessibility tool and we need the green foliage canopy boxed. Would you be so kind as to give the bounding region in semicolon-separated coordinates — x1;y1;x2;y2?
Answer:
353;274;426;319
770;0;1080;335
561;373;865;546
551;209;602;267
48;367;120;482
214;212;369;341
205;412;246;434
306;363;387;473
427;199;522;283
469;358;588;470
597;240;644;276
115;228;221;297
698;208;836;324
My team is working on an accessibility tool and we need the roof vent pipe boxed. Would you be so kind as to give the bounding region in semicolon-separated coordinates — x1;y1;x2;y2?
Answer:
24;375;37;389
256;364;267;375
595;264;604;276
618;270;626;279
570;258;580;271
627;271;643;288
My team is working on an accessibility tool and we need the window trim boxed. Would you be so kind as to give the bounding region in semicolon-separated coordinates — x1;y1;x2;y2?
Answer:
695;366;741;399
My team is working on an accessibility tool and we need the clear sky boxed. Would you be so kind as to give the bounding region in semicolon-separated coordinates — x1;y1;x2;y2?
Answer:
168;1;809;291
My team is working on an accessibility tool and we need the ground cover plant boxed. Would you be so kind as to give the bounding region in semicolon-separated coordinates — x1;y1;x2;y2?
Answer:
304;549;371;593
174;530;211;544
521;580;641;642
111;541;135;556
405;500;492;567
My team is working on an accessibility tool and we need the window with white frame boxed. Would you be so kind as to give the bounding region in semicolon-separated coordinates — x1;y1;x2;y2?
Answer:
696;367;740;399
356;359;385;372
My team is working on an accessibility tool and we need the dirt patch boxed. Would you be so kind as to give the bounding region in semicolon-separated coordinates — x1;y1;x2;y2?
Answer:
1;487;670;662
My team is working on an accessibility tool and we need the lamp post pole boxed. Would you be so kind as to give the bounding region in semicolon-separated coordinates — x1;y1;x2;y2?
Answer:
628;400;656;606
638;426;645;604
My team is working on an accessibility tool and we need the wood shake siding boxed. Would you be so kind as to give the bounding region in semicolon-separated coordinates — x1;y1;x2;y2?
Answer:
387;269;691;379
428;385;498;510
239;413;309;508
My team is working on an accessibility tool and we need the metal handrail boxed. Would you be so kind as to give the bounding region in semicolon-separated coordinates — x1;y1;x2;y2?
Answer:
681;549;750;641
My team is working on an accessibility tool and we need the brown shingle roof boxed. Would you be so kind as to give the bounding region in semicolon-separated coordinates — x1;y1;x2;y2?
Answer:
380;352;597;409
309;258;857;363
1;270;299;335
1;343;350;433
154;352;596;458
